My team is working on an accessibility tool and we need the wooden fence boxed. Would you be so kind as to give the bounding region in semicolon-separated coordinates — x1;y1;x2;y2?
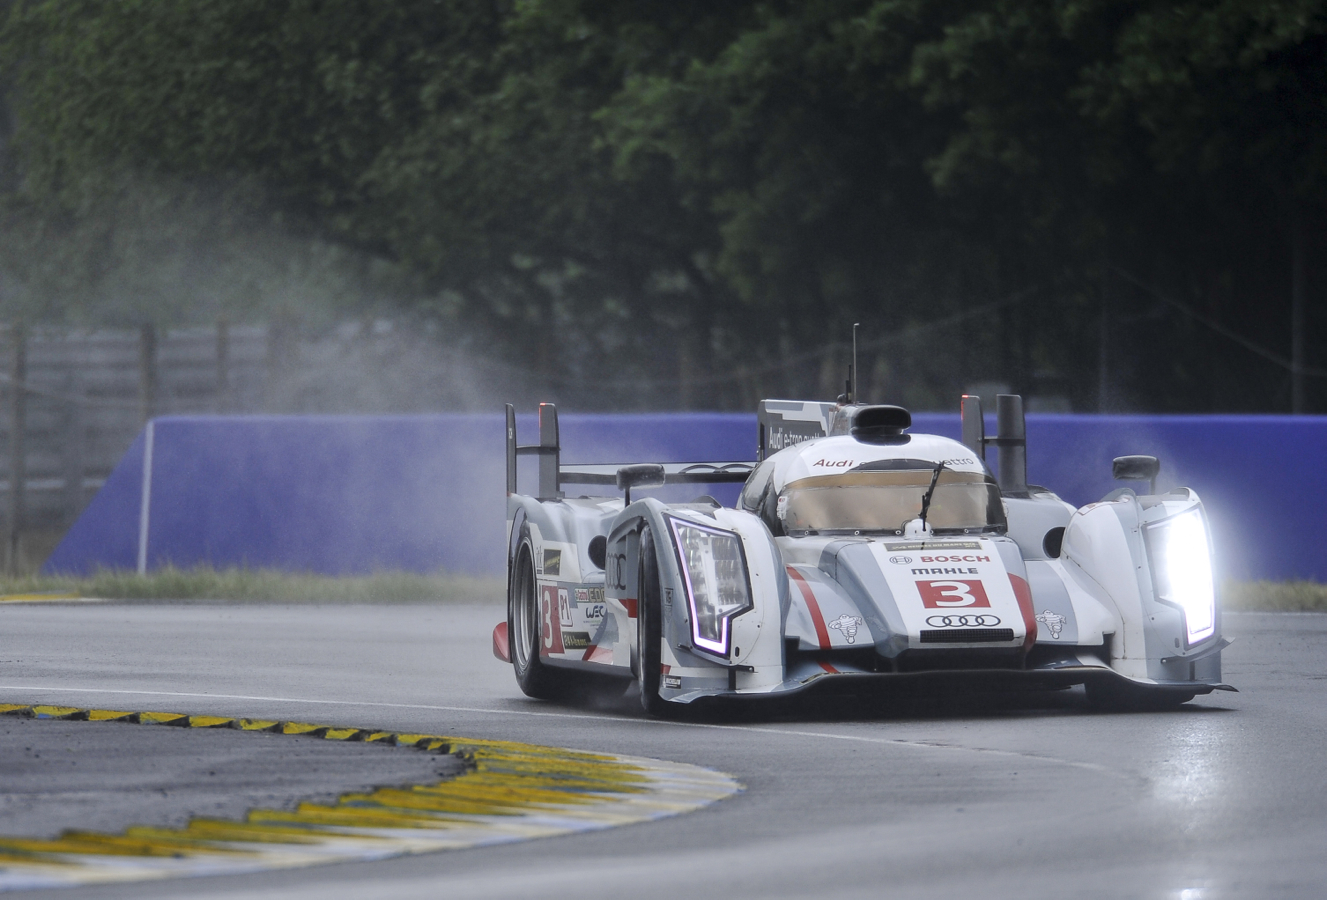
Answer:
1;319;509;573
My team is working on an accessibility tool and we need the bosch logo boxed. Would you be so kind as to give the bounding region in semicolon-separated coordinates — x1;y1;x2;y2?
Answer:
888;555;913;565
925;614;1001;627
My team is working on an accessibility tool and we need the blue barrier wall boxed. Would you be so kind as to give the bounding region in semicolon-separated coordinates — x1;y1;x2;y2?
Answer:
44;412;1327;582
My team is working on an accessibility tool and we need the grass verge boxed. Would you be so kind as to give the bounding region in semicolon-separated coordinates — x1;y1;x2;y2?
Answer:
0;566;504;603
1223;580;1327;612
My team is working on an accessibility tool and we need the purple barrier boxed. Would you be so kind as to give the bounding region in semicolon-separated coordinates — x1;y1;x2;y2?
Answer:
43;412;1327;582
43;413;756;578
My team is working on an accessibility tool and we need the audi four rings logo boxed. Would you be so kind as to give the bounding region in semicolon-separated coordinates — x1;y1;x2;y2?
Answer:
925;614;1001;627
888;555;912;565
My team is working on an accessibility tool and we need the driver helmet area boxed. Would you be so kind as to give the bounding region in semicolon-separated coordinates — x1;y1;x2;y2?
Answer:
739;434;1005;537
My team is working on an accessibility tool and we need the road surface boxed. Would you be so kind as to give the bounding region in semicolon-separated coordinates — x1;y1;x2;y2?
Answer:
0;602;1320;899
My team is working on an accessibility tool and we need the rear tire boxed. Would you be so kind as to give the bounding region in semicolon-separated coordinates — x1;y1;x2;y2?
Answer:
509;527;570;701
638;526;680;718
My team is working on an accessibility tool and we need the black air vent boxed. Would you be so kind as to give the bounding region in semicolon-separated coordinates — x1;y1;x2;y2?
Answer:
851;405;911;436
919;628;1015;644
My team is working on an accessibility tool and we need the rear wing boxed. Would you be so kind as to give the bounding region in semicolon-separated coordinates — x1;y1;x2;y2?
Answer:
756;400;836;461
759;394;1031;495
959;393;1028;496
506;403;754;501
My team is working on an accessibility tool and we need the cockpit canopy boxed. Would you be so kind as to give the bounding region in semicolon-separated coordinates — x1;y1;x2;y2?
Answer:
739;433;1006;537
777;469;1003;535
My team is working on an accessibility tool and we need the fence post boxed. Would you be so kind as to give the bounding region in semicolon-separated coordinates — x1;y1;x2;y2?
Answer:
216;317;233;412
62;371;85;526
7;323;26;575
265;317;293;412
139;323;157;425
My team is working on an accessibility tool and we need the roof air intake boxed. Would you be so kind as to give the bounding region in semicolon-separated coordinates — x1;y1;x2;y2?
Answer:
850;405;911;439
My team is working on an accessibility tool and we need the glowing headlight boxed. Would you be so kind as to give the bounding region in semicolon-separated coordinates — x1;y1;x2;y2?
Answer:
666;517;753;657
1145;507;1216;646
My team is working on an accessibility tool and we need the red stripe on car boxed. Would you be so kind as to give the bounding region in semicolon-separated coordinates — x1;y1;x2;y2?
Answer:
1007;573;1038;650
582;645;613;663
787;566;832;650
491;622;510;663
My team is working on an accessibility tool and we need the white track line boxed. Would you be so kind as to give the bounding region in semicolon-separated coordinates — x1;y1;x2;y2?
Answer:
0;684;1132;780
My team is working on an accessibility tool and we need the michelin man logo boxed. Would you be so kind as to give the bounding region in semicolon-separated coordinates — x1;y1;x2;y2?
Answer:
1035;609;1067;639
828;614;865;644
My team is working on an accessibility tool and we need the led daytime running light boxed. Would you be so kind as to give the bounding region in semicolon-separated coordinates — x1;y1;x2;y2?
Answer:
1145;507;1216;646
666;516;753;657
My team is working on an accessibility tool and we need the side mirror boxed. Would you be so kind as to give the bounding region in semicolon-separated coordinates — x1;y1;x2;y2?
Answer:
617;463;666;504
1112;455;1159;494
587;535;607;570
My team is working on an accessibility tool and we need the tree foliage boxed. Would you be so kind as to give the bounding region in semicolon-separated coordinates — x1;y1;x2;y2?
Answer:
3;0;1325;410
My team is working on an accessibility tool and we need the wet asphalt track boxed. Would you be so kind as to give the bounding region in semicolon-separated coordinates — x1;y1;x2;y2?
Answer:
0;602;1322;900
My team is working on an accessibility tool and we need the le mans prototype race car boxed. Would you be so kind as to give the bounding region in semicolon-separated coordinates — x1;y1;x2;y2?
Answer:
494;393;1234;715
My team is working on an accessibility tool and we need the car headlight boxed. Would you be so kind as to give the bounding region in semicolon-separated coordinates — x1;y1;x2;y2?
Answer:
1144;507;1216;646
666;517;753;657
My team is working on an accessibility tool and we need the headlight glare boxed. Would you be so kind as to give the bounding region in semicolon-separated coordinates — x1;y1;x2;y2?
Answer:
1145;507;1216;645
666;517;753;656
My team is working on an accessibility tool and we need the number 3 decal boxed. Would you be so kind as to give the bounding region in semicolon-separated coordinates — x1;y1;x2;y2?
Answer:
539;585;564;654
917;579;991;609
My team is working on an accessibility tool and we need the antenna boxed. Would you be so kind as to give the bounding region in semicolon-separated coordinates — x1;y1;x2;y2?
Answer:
851;323;860;404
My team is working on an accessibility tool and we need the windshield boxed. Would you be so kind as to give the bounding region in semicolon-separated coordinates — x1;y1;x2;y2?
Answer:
777;469;1004;535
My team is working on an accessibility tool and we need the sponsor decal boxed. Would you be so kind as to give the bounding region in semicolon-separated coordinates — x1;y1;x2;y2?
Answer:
828;614;865;643
940;457;979;467
607;552;628;590
1035;609;1067;639
561;631;592;650
663;587;673;608
926;614;1002;627
812;458;854;469
776;495;789;520
663;675;683;689
574;586;606;619
919;555;990;563
917;579;992;609
888;555;913;565
539;585;565;654
912;567;979;575
557;588;572;628
543;549;561;578
885;541;982;552
766;426;820;452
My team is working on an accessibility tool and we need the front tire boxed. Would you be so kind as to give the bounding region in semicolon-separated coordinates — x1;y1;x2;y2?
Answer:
637;525;679;718
509;526;569;700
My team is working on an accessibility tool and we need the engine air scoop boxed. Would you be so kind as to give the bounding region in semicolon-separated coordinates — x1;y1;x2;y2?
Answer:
850;405;912;440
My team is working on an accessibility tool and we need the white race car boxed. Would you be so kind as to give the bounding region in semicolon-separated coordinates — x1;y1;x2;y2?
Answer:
493;394;1233;714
